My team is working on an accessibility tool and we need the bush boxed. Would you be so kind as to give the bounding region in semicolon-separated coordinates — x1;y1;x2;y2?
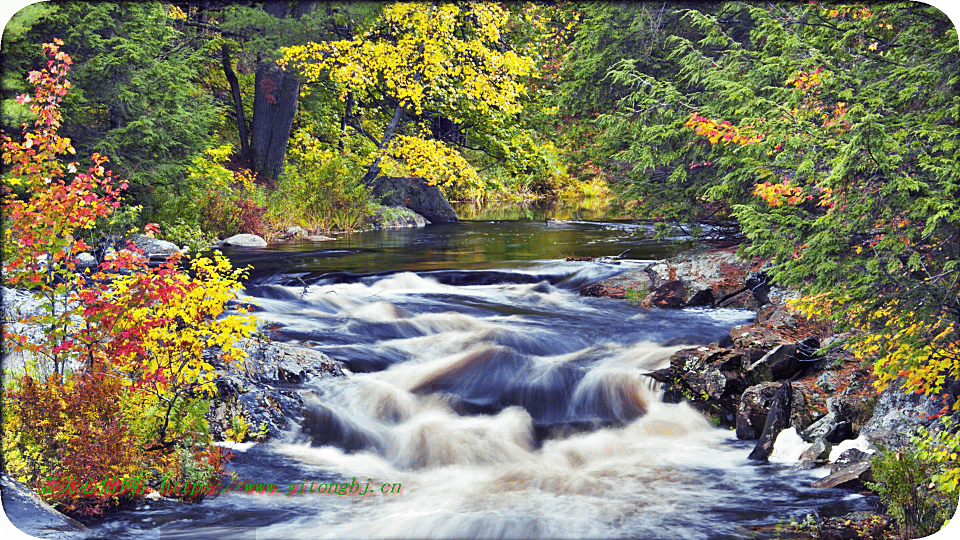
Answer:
2;40;255;517
868;448;958;539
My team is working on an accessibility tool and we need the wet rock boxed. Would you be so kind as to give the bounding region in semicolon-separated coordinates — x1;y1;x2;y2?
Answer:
745;343;801;384
737;382;813;440
686;288;715;307
825;421;855;444
641;280;687;309
370;176;458;224
667;346;760;426
220;233;267;248
0;472;86;539
811;461;872;489
206;341;345;441
800;438;832;462
749;381;793;460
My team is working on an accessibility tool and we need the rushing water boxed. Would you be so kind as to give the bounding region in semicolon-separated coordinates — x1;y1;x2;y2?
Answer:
86;220;871;540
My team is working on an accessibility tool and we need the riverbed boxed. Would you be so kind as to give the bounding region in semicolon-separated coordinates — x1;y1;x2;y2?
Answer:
84;220;872;539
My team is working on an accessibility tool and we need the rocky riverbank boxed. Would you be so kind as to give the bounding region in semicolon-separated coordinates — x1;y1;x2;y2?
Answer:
584;245;960;539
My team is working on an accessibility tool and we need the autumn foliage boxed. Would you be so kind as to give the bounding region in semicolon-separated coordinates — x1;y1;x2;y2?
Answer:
2;40;255;517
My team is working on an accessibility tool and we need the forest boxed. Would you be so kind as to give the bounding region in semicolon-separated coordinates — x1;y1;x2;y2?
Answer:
1;1;959;538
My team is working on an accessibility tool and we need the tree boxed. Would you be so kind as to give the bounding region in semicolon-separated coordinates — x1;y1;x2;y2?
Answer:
601;0;960;494
2;39;255;515
280;1;541;196
211;1;381;181
2;2;221;189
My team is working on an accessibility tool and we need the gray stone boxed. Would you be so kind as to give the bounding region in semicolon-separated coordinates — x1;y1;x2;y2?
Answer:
861;377;960;451
367;204;430;230
285;225;306;237
746;343;800;384
74;252;97;268
749;381;793;461
370;176;458;224
206;340;345;441
800;438;832;462
737;382;813;440
307;235;334;241
816;371;841;393
129;233;181;257
0;472;86;539
220;233;267;248
811;461;872;489
802;412;840;442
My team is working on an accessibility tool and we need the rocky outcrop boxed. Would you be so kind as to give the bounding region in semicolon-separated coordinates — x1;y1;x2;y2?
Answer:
206;340;345;441
861;377;960;452
370;176;459;224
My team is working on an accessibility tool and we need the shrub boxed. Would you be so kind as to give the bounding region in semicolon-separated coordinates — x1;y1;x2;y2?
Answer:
868;448;958;539
2;40;256;517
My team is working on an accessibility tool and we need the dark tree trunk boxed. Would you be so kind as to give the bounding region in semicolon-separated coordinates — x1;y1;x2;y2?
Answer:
248;0;299;183
250;64;300;182
221;44;250;161
361;104;406;185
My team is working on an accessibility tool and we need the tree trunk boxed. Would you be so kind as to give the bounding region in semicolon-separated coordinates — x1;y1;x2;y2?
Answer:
248;0;299;183
221;44;250;161
361;104;406;185
250;64;300;183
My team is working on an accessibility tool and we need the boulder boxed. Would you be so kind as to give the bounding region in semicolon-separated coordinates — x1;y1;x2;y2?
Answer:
667;346;761;426
861;377;960;451
745;343;801;384
686;288;715;308
825;421;855;444
802;412;842;442
75;252;97;268
370;176;459;224
129;233;181;258
811;461;872;489
800;438;832;462
748;381;793;460
284;225;306;238
641;280;687;309
0;472;86;539
745;271;772;305
367;204;431;229
737;382;813;440
220;233;267;248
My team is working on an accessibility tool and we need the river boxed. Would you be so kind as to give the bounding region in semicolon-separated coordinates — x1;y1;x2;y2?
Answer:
85;219;872;539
